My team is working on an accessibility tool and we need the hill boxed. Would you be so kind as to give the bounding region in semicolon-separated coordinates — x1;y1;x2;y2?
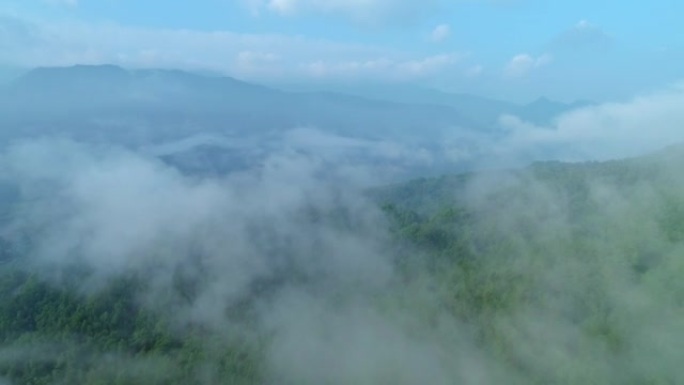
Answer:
0;65;484;145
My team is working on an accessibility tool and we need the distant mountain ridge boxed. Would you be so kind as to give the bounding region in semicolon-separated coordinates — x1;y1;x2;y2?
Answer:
0;64;596;179
370;142;684;214
1;64;588;130
275;82;594;127
0;64;493;144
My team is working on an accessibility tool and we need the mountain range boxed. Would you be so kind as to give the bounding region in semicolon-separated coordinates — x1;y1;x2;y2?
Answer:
0;64;592;179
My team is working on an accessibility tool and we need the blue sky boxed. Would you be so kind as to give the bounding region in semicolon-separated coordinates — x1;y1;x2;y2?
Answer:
1;0;682;102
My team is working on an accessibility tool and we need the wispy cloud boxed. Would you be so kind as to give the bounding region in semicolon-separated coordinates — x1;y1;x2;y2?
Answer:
0;15;468;83
244;0;442;25
43;0;78;7
466;64;484;78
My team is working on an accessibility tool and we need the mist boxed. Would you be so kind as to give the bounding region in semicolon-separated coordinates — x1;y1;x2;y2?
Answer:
3;117;684;384
494;81;684;163
0;137;488;384
0;48;683;385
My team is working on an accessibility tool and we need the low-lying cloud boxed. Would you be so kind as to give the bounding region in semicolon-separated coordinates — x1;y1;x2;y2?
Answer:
496;80;684;162
0;138;477;383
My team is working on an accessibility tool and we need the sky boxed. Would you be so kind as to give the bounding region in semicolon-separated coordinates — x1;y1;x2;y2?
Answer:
0;0;683;102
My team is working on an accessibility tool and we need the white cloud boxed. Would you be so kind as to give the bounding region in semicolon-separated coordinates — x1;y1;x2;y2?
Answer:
430;23;451;42
504;53;552;78
0;16;467;83
244;0;525;25
245;0;441;25
398;53;463;75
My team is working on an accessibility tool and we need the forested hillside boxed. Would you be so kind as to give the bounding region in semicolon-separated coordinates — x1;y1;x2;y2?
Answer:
2;144;684;384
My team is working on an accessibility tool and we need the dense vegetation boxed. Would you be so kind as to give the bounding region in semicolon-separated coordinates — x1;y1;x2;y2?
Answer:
0;270;263;385
2;144;684;384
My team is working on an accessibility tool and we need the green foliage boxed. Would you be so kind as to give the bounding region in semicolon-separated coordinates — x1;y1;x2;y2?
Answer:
379;147;684;384
4;145;684;384
0;270;263;385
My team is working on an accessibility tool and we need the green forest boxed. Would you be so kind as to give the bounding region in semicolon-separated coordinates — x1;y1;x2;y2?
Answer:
3;144;684;384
